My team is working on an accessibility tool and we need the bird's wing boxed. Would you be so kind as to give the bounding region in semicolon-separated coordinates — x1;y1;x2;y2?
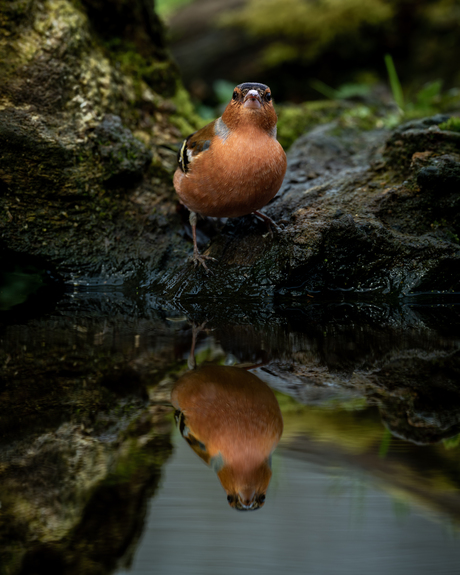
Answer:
175;409;211;464
176;119;220;174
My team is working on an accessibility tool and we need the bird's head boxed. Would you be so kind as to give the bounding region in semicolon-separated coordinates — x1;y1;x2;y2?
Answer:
218;459;272;511
222;82;278;133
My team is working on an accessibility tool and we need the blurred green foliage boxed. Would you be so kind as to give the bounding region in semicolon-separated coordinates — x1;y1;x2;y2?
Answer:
170;84;208;135
156;0;193;19
310;80;372;100
218;0;460;82
158;0;460;146
220;0;393;67
275;53;460;149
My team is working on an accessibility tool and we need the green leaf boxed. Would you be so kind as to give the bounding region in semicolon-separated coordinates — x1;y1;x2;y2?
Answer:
384;54;404;110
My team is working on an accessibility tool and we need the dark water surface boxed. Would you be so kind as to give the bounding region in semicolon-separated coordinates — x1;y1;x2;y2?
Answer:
1;289;460;574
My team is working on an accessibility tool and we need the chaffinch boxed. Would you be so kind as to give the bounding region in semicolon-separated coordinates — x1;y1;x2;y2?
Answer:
174;82;287;269
171;365;284;511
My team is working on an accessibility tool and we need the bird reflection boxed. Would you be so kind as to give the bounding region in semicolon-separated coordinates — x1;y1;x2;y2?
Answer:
172;365;283;510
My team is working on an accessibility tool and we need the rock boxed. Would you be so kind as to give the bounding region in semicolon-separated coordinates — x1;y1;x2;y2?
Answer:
416;154;460;193
0;0;198;283
93;114;153;187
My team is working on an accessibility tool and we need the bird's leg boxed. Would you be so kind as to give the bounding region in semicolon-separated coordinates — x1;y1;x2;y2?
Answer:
189;211;216;271
252;210;282;235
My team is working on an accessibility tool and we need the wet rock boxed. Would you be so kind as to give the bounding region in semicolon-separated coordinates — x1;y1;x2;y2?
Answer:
93;115;153;187
0;0;194;282
384;114;460;168
416;154;460;193
0;107;78;197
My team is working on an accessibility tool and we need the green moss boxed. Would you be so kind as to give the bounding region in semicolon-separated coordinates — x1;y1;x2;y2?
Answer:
439;116;460;132
277;100;346;150
104;38;178;98
170;83;207;136
338;104;381;130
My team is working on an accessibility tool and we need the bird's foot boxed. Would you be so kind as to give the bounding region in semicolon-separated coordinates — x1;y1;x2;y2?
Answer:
253;211;282;235
191;251;217;272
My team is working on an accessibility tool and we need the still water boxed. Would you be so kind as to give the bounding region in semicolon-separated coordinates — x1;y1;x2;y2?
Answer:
116;430;459;575
1;289;460;574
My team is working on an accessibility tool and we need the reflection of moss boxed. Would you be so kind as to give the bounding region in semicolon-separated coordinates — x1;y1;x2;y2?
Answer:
0;270;45;310
276;389;460;499
108;434;171;484
443;434;460;449
275;390;379;454
0;395;173;574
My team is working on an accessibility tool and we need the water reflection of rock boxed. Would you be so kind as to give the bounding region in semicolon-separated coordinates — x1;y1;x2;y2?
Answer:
203;313;460;446
0;375;173;575
171;365;283;510
255;344;460;445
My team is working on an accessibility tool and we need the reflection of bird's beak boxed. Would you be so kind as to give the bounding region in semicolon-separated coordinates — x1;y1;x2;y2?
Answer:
243;89;262;109
235;500;259;511
236;489;258;511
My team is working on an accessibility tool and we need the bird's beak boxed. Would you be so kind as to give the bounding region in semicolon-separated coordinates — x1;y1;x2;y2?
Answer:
243;89;262;109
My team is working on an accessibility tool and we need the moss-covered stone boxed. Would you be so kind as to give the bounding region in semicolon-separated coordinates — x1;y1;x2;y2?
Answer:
0;0;204;283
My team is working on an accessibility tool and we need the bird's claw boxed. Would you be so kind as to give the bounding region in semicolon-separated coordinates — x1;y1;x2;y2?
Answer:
191;252;217;273
252;211;282;235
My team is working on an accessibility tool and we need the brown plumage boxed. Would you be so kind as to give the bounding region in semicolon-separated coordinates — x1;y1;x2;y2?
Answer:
173;82;287;269
171;365;284;511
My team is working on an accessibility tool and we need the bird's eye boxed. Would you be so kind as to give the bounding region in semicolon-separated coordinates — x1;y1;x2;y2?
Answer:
265;92;272;101
258;494;266;503
227;495;234;503
232;91;238;101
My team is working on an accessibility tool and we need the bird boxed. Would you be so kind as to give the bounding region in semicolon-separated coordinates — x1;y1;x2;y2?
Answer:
173;82;287;270
171;364;284;511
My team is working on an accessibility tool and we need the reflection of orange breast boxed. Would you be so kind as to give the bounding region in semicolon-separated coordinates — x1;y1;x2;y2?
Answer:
172;365;283;510
174;129;287;218
171;365;283;465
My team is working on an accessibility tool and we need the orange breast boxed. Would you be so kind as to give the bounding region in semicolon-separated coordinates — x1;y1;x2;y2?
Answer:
174;129;287;218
